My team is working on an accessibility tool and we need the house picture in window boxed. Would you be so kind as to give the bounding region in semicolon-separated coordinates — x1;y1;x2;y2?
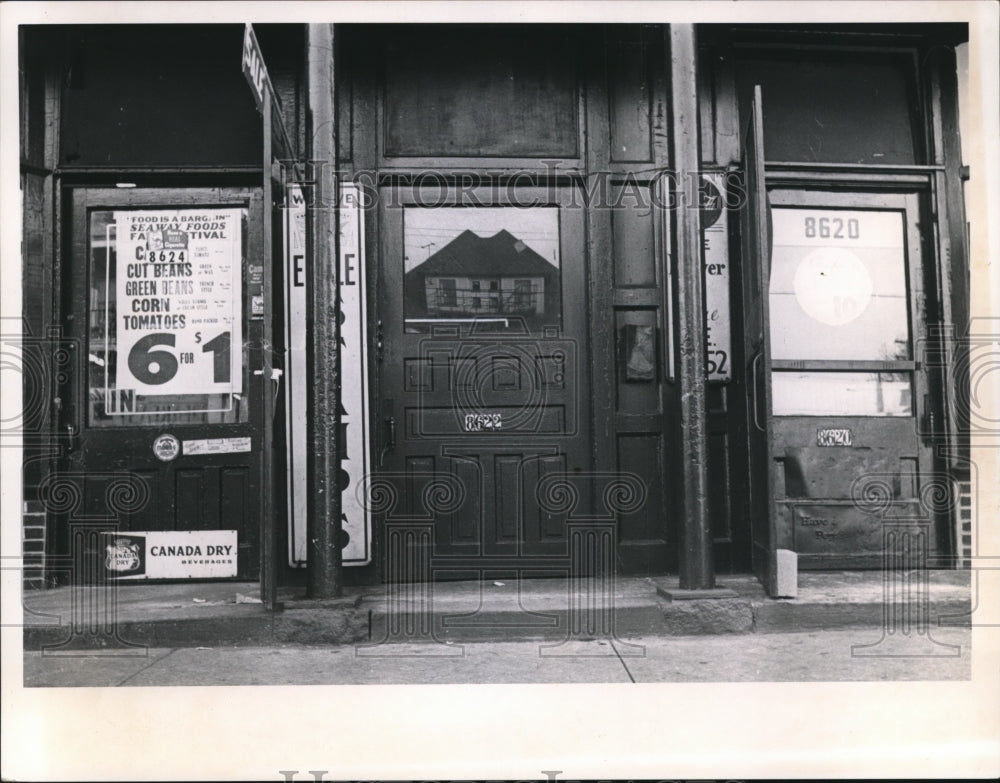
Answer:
403;207;561;331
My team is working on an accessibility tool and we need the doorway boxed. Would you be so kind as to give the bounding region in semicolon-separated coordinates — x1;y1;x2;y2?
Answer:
57;186;267;580
376;185;592;574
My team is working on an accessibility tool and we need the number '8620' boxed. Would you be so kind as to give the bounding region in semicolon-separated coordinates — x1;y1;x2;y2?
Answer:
804;216;860;240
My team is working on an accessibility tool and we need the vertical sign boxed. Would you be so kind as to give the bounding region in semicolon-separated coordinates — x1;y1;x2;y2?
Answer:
112;209;242;405
338;184;372;565
287;184;371;567
700;173;732;381
241;24;271;112
284;184;308;566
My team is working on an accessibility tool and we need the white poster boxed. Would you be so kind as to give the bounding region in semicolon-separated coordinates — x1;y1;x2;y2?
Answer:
338;184;372;565
284;184;309;567
112;208;242;400
287;184;371;567
701;172;732;381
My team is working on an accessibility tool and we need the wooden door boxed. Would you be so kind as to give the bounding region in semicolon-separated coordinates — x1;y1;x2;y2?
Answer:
58;186;266;580
738;85;944;582
378;185;591;573
739;86;780;592
767;190;942;568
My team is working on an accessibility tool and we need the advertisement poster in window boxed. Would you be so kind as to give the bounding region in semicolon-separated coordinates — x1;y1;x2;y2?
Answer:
111;208;242;402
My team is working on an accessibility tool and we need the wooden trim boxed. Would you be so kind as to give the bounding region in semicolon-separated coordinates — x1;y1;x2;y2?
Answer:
53;166;265;174
765;171;933;189
772;360;917;372
766;162;945;173
373;169;587;188
927;44;969;471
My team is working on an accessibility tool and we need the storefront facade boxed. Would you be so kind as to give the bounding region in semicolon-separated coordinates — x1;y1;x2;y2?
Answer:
18;22;971;599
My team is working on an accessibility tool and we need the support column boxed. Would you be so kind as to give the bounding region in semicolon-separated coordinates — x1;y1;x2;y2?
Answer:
668;24;714;590
306;23;342;598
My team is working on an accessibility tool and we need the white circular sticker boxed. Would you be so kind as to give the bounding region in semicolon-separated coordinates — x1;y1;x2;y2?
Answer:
152;433;180;462
793;247;872;326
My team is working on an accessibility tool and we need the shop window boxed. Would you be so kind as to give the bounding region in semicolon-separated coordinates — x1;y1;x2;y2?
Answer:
768;206;913;417
403;207;561;332
738;51;920;164
769;208;910;362
87;208;248;426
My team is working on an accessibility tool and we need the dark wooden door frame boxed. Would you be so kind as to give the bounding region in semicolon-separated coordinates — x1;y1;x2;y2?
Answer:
57;184;268;583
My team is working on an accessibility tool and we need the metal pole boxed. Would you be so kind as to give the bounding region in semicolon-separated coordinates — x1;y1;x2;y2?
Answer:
306;23;342;598
260;88;280;609
669;24;714;589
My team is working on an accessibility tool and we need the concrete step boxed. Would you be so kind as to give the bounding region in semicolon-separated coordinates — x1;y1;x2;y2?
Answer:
18;571;972;650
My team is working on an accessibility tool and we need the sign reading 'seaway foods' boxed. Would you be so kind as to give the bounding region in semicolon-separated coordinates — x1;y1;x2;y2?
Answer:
287;184;371;567
111;209;242;406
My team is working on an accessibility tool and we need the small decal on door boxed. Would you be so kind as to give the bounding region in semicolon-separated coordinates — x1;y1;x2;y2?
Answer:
817;428;853;447
182;436;252;455
464;412;502;432
152;433;181;461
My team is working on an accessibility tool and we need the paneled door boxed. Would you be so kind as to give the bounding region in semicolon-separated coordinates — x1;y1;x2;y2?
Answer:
378;185;591;572
58;187;266;579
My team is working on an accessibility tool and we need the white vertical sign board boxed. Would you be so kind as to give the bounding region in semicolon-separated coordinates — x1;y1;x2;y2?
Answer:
287;184;371;567
112;209;242;401
701;173;732;381
284;185;308;566
338;184;372;564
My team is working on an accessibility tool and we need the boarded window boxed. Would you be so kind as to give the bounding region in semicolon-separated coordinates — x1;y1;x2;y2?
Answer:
58;25;265;167
738;50;921;164
383;25;579;158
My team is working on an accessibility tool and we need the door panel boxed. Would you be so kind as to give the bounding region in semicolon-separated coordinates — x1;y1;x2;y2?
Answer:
379;185;590;572
60;187;265;580
739;86;779;592
739;85;942;581
767;191;938;567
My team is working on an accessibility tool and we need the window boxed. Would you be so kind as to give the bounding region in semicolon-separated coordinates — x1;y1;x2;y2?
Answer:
403;206;561;332
87;207;248;426
437;278;457;308
738;50;920;164
769;206;914;417
769;209;910;362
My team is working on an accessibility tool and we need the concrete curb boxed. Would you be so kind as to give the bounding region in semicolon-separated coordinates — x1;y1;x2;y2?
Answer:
19;573;973;649
20;596;973;650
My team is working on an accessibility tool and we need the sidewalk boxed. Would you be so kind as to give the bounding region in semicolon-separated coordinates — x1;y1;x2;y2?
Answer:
22;628;972;686
18;570;973;651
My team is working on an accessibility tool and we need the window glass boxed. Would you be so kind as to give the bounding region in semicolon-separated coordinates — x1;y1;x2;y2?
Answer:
60;26;263;167
739;52;919;164
87;208;248;426
403;207;561;333
772;371;913;417
769;208;910;361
